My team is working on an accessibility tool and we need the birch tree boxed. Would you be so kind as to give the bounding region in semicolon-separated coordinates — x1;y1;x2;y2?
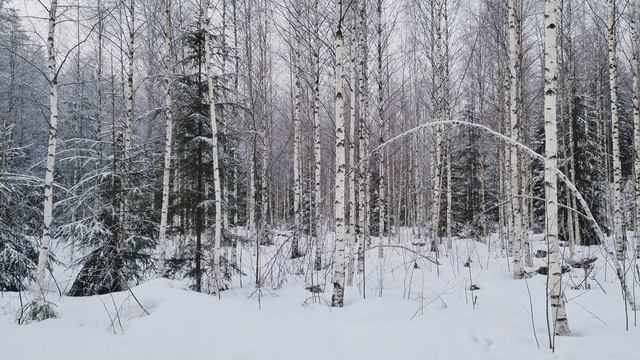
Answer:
313;0;323;271
347;3;359;285
31;0;59;321
156;0;175;278
124;0;135;156
291;10;303;259
607;0;625;261
203;0;223;294
507;0;524;279
543;0;570;337
357;0;368;277
376;0;386;259
331;0;347;308
431;0;445;254
631;0;640;258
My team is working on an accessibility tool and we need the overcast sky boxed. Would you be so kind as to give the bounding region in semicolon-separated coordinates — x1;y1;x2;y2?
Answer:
11;0;48;39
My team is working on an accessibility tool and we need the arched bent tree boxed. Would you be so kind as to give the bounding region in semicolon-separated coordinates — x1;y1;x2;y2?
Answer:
345;119;637;312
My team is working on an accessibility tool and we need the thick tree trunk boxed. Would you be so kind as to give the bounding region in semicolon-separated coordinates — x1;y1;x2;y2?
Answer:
543;0;570;336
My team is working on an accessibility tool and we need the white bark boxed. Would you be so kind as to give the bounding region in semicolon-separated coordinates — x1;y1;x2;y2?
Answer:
543;0;570;336
124;0;135;155
357;0;368;276
347;8;358;285
446;139;452;249
203;3;223;294
608;0;625;261
156;0;174;278
292;29;302;259
508;0;523;278
260;8;270;261
313;0;323;271
431;0;444;253
633;0;640;258
376;0;385;259
96;0;104;168
35;0;59;305
331;0;347;308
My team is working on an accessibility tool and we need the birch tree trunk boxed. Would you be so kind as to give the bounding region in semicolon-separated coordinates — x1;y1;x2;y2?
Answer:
446;139;452;249
313;0;323;271
203;2;223;294
607;0;625;261
124;0;135;155
357;0;368;277
347;8;358;285
291;29;302;259
376;0;385;259
508;0;523;278
35;0;59;306
632;0;640;259
96;0;104;169
431;0;444;254
156;0;174;278
566;0;580;252
331;0;347;308
543;0;570;336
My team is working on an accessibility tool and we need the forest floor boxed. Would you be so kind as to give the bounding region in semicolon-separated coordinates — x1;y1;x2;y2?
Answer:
1;231;639;360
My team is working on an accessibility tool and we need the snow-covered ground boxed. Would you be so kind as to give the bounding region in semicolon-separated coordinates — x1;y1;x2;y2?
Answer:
1;232;638;360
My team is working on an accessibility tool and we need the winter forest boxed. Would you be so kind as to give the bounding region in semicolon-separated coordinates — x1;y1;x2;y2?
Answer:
1;0;639;358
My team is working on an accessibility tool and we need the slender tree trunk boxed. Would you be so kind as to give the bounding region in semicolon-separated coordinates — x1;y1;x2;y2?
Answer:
331;0;347;308
347;7;359;285
446;138;452;249
608;0;625;261
260;5;271;266
291;26;302;259
633;0;640;258
203;2;223;294
357;0;368;277
431;0;444;254
157;0;174;278
96;0;104;169
313;0;323;271
124;0;135;155
35;0;59;306
376;0;385;259
543;0;571;336
508;0;523;279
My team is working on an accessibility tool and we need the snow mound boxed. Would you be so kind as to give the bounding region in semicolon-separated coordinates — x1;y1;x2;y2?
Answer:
1;237;638;360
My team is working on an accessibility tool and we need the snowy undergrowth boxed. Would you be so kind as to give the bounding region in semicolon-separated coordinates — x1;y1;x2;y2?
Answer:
1;232;638;360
